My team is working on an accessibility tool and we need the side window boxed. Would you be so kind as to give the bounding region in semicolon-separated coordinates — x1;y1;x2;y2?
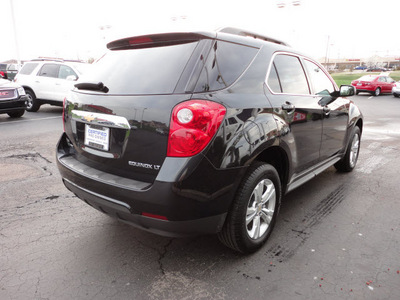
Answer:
269;54;310;94
378;77;386;82
38;64;59;78
19;63;39;75
194;41;259;92
303;60;335;95
58;65;77;79
267;63;282;93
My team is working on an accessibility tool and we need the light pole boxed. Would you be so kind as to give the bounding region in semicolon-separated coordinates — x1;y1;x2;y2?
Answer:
9;0;21;64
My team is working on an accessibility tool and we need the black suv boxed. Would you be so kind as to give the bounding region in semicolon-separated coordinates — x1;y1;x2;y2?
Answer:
56;28;363;253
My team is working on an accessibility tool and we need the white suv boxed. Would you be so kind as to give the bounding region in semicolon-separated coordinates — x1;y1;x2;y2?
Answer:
14;59;88;112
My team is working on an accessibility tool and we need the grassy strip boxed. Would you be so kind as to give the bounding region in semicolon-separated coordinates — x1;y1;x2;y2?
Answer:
331;71;400;86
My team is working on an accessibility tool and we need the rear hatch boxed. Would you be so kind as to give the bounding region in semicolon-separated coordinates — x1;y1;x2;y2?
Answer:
63;32;259;183
64;33;217;183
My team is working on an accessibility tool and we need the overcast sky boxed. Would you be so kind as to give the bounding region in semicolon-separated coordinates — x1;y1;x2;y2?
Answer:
2;0;400;63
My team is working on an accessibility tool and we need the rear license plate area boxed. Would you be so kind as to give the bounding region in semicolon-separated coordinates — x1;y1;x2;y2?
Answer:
84;124;110;151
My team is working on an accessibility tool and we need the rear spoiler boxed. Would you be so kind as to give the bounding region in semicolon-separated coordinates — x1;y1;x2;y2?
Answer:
217;27;290;47
107;32;216;50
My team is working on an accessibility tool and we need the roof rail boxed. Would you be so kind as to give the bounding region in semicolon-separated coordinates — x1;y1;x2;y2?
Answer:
30;57;85;63
31;57;64;62
217;27;290;47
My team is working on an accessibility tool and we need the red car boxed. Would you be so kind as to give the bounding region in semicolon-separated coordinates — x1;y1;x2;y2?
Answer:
351;75;396;96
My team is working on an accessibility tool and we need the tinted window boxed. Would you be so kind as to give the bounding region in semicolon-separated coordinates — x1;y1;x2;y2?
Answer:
58;65;77;79
267;63;282;93
194;41;259;92
304;60;335;95
78;42;198;94
271;54;310;94
19;63;39;75
359;75;377;82
378;77;386;82
38;64;59;78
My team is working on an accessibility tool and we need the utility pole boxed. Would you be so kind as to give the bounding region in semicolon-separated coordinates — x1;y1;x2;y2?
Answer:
324;35;330;70
9;0;21;64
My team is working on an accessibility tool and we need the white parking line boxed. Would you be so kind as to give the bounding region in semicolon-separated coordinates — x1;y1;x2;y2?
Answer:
0;116;61;125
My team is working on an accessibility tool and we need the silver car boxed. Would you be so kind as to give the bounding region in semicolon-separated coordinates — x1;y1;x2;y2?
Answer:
392;81;400;97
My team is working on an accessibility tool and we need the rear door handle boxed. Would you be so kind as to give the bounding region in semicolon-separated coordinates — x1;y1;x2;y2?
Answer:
323;106;331;115
282;102;295;111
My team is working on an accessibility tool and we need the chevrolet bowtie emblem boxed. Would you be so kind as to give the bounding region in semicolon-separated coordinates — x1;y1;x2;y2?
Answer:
83;115;95;122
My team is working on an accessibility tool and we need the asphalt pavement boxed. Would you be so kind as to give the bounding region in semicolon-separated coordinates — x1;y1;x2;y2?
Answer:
0;96;399;300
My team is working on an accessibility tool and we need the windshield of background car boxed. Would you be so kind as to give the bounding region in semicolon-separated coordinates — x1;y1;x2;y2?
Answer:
78;42;199;94
358;75;377;81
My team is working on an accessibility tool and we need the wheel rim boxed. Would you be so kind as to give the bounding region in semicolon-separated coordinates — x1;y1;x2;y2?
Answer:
349;133;360;168
375;88;380;96
246;179;276;240
26;93;33;109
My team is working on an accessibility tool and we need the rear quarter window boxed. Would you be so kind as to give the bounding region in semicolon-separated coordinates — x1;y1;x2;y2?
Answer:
19;63;39;75
194;41;259;92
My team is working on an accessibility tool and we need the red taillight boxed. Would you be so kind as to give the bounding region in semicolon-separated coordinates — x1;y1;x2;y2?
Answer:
62;97;66;132
167;100;226;157
129;37;153;45
142;212;168;220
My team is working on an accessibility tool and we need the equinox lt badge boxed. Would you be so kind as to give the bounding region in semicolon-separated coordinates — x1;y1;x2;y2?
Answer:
128;161;160;170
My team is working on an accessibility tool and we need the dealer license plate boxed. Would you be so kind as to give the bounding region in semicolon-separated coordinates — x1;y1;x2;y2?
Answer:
84;124;110;151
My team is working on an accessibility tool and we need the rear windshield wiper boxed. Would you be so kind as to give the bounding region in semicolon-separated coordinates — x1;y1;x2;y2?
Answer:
75;82;109;93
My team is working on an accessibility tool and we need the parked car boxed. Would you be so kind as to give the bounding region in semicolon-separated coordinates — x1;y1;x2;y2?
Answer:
0;63;8;79
56;28;363;253
0;74;28;118
392;81;400;97
5;63;21;81
14;59;89;112
354;66;367;70
366;67;387;72
351;75;396;96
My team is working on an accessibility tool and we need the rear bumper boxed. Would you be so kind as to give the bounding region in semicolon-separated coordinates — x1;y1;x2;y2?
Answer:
355;87;374;93
56;133;244;237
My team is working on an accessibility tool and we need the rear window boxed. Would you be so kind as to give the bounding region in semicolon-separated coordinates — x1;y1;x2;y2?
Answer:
19;63;39;75
194;41;259;92
78;42;199;94
358;75;377;82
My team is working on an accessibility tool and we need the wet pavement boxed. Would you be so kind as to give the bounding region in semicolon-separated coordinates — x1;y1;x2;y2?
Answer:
1;96;399;300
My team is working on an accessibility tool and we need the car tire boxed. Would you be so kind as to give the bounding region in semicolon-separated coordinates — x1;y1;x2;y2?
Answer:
7;110;25;118
25;89;40;112
218;162;281;253
394;94;399;98
374;87;381;96
335;126;361;172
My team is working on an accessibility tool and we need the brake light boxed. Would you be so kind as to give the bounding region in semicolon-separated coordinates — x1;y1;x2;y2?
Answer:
167;100;226;157
129;37;153;45
62;97;66;132
142;212;168;220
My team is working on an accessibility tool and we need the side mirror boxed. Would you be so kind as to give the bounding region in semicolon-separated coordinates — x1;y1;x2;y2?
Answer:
340;85;355;97
66;75;78;81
